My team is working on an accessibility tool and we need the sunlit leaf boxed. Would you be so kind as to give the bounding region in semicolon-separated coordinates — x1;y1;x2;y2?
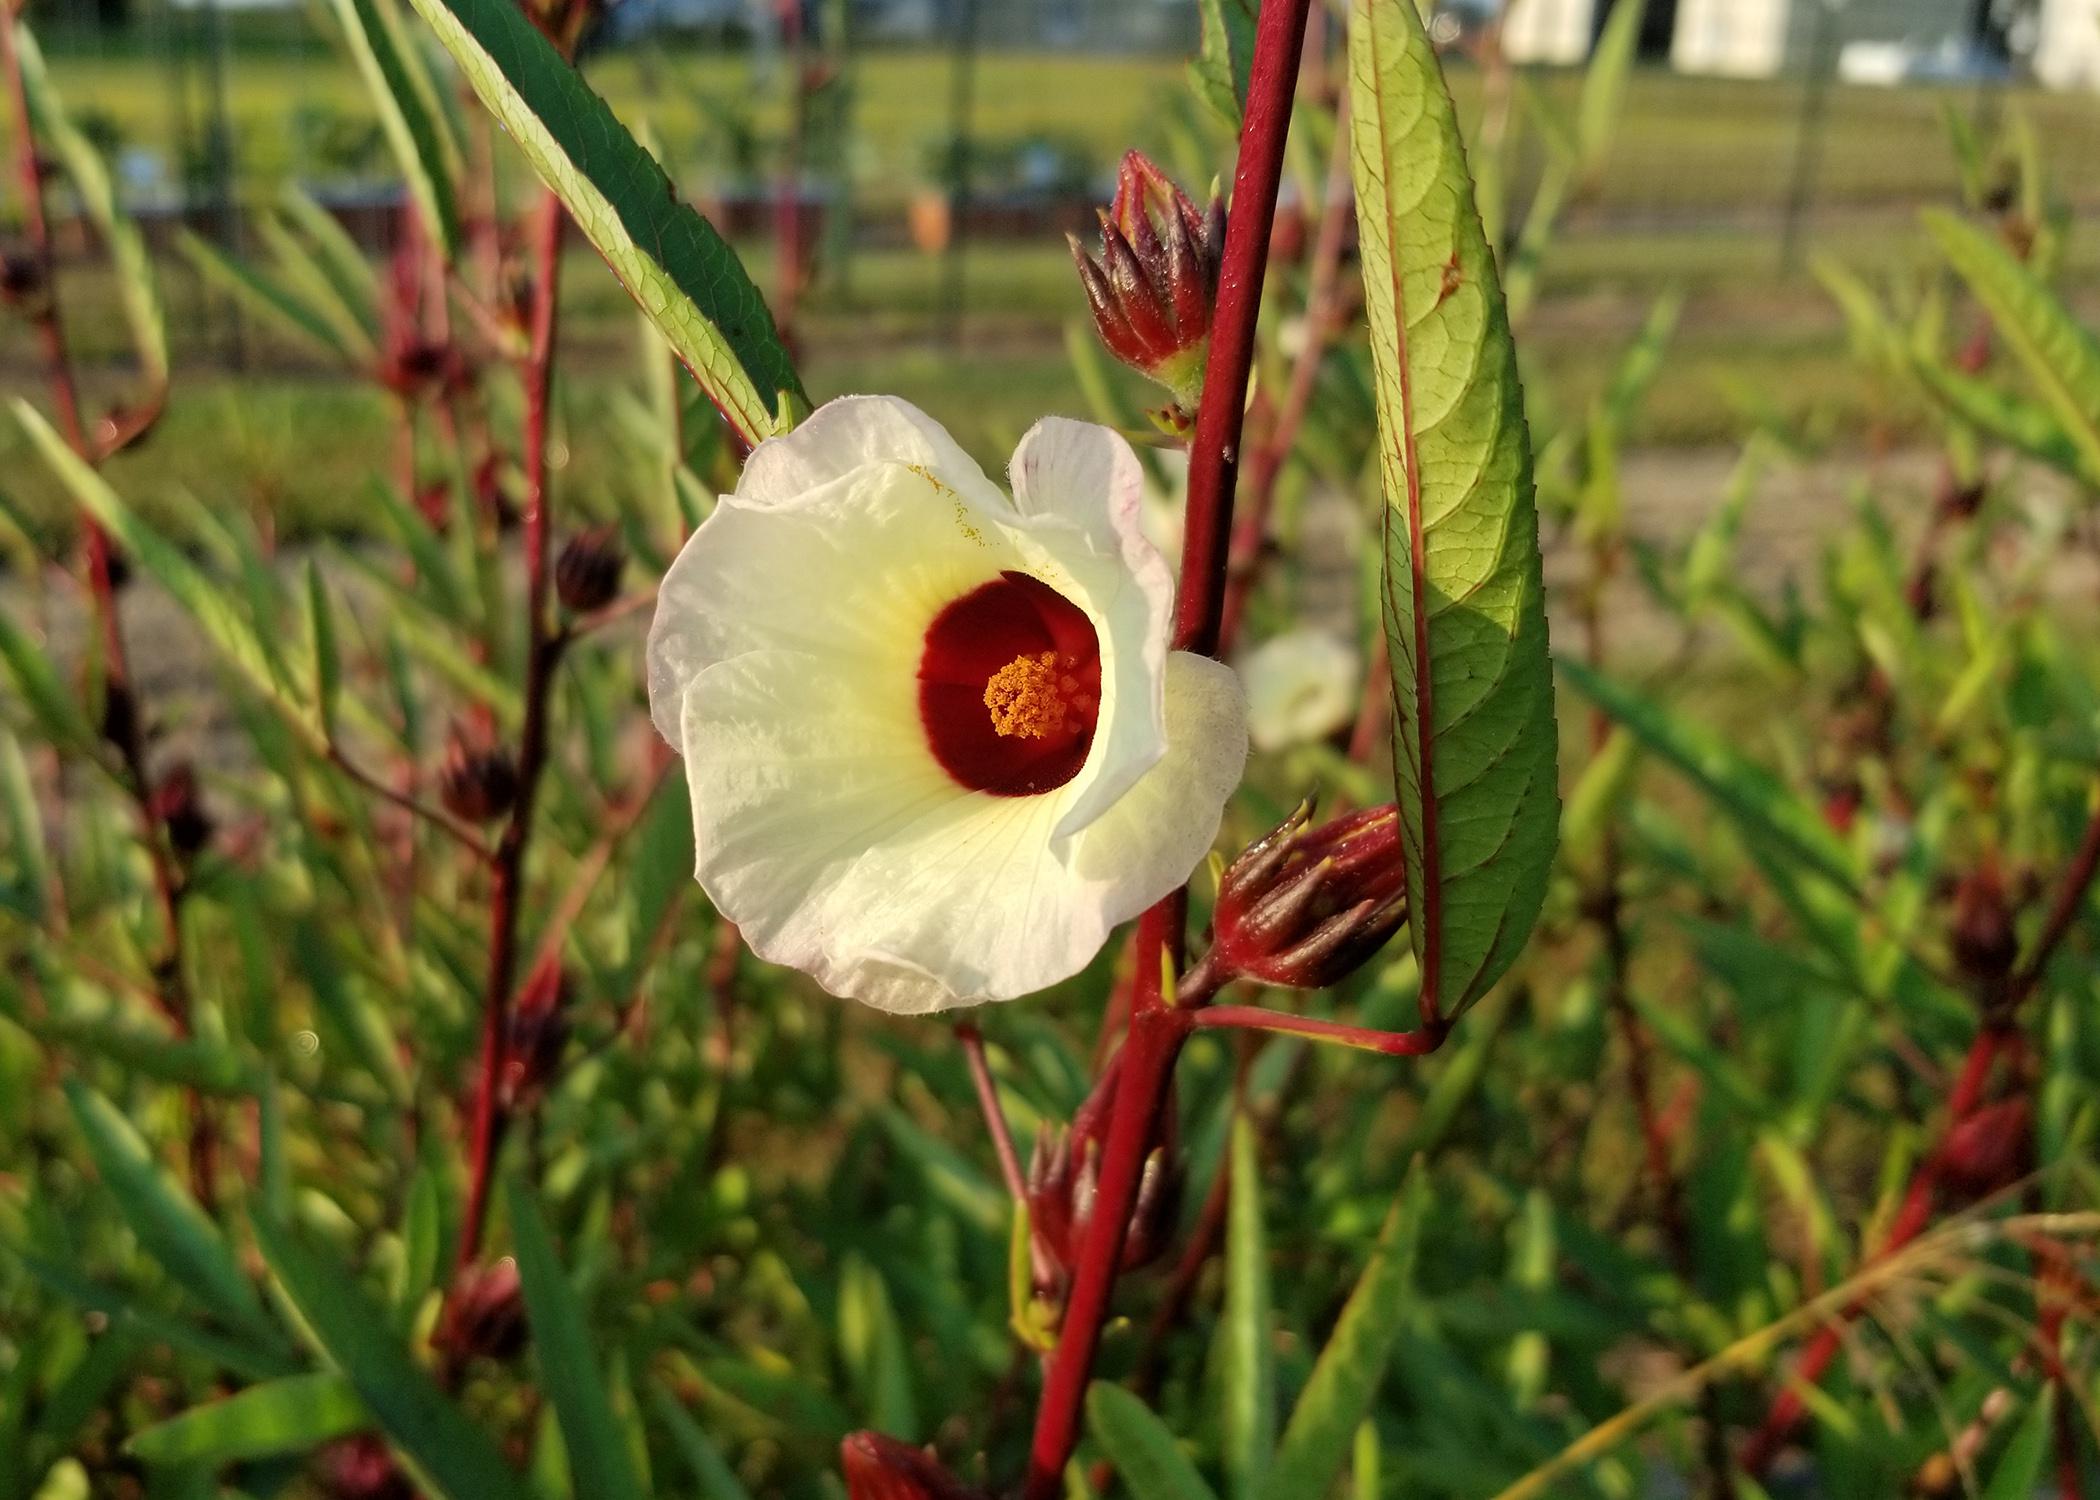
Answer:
1349;0;1560;1018
128;1374;368;1465
1087;1383;1222;1500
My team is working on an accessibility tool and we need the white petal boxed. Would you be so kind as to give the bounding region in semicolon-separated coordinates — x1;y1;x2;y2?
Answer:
1006;419;1179;837
739;394;1008;515
682;652;1117;1014
1066;651;1249;911
647;460;1015;750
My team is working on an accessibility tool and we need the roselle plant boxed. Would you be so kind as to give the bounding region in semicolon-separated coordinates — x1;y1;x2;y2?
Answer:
4;0;2100;1496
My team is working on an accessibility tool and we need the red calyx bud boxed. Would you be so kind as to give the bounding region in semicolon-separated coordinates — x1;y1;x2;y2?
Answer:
1026;1110;1181;1293
0;251;44;308
147;763;213;858
554;526;624;614
501;953;571;1111
320;1436;413;1500
437;726;519;825
1939;1096;2033;1204
99;680;138;753
1950;859;2019;1010
841;1433;985;1500
1211;802;1409;989
1070;151;1223;410
437;1257;529;1365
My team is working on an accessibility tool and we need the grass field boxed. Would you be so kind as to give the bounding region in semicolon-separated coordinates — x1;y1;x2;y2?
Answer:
3;39;2097;539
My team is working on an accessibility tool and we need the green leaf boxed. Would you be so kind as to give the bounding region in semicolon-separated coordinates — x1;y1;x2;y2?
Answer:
305;562;341;740
17;1007;262;1096
403;0;803;441
14;24;166;386
0;601;95;751
279;182;381;312
1349;0;1560;1018
251;1216;532;1500
0;730;48;920
838;1254;918;1440
1220;1115;1274;1500
1913;357;2100;486
179;230;357;364
1980;1384;2054;1500
1188;0;1257;128
507;1175;646;1500
1575;0;1642;179
128;1373;368;1464
254;215;380;365
1925;208;2100;483
648;1384;755;1500
1257;1170;1427;1500
328;0;460;258
1086;1383;1222;1500
63;1080;281;1347
1559;658;1858;896
13;401;296;715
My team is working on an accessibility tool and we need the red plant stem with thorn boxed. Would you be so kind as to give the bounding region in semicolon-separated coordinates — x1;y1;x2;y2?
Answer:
456;188;568;1272
1021;3;1311;1491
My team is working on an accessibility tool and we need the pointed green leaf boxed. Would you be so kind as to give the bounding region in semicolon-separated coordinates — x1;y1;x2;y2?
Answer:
15;24;166;386
1575;0;1642;179
1349;0;1559;1018
838;1254;918;1440
648;1385;755;1500
179;231;356;364
403;0;803;441
1980;1384;2054;1500
0;730;47;920
1087;1384;1222;1500
328;0;459;257
1257;1170;1427;1500
1220;1115;1274;1500
128;1373;368;1464
1559;658;1858;896
63;1081;280;1346
1913;357;2100;486
13;401;296;715
1189;0;1257;128
0;599;95;751
305;562;341;740
251;1216;532;1500
279;183;381;311
1925;208;2100;483
507;1175;645;1500
255;215;380;364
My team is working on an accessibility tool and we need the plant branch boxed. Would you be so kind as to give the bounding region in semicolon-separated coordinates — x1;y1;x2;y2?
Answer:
456;186;568;1274
958;1024;1028;1203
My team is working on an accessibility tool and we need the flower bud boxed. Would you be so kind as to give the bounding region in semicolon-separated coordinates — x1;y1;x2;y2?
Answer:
841;1432;985;1500
555;526;624;614
437;726;519;824
320;1436;413;1500
1211;802;1408;989
501;953;571;1111
99;680;138;753
1070;151;1223;410
1950;860;2018;1009
0;251;44;309
1026;1119;1182;1291
146;763;213;858
437;1257;529;1365
1939;1096;2032;1205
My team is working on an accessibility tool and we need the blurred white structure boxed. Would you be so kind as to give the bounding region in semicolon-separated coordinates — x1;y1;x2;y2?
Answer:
2034;0;2100;87
1496;0;2069;85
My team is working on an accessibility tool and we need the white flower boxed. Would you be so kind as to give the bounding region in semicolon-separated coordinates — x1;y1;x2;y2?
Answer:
1237;626;1360;752
646;396;1248;1015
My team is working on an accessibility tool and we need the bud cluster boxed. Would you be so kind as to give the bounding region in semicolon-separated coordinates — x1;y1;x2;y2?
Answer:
500;953;572;1111
437;1257;530;1366
147;762;213;859
438;724;520;825
555;526;625;614
1026;1111;1180;1296
1211;802;1408;989
1070;151;1224;416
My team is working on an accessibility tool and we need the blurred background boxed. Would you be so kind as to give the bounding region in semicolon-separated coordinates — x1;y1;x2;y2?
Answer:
4;0;2096;530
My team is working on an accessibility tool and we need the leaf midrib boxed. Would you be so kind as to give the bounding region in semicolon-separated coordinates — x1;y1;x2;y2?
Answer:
1365;13;1443;1008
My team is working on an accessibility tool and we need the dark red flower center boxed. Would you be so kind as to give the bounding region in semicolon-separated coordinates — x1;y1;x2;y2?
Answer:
919;571;1102;796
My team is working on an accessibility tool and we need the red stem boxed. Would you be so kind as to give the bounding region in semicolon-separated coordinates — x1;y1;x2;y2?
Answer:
1217;101;1354;655
1739;1023;2010;1475
1021;4;1312;1490
1191;1005;1445;1055
456;188;567;1273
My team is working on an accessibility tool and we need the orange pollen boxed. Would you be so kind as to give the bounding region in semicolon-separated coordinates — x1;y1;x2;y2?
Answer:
983;651;1076;739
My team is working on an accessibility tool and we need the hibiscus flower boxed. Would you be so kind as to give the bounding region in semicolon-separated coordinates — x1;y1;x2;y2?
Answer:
647;396;1247;1014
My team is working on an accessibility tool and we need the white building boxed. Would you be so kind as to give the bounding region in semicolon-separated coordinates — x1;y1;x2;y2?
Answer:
1499;0;2100;88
